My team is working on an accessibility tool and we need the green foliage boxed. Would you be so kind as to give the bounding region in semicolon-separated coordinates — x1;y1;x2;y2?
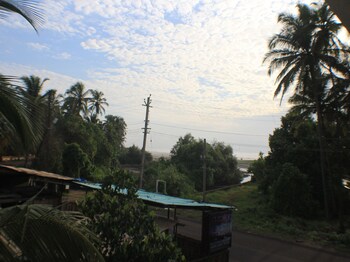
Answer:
248;152;265;183
144;159;194;196
171;133;241;190
270;163;318;218
0;203;103;262
62;143;92;178
89;90;109;117
62;82;91;117
103;115;127;163
80;169;183;262
251;112;350;220
250;113;323;200
119;145;152;165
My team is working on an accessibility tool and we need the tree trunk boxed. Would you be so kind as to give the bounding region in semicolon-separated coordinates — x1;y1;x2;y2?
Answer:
314;91;330;219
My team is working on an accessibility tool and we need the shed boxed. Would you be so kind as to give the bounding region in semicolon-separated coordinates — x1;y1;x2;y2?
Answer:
0;165;72;207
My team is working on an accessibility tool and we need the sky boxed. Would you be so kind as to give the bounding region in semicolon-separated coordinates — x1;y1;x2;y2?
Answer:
0;0;322;159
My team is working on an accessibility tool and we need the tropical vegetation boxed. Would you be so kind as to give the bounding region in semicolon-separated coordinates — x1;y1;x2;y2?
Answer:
254;2;350;224
80;169;184;262
0;203;104;262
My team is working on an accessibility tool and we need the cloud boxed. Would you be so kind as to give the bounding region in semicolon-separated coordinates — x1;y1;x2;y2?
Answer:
53;52;72;60
27;42;49;51
0;0;318;157
75;0;304;119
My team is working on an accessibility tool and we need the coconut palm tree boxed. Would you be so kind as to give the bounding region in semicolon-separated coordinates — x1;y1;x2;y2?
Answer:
0;1;44;151
19;75;49;164
89;90;109;117
34;89;62;169
21;75;49;98
63;82;91;117
0;75;38;152
0;0;44;32
264;3;349;218
21;75;48;122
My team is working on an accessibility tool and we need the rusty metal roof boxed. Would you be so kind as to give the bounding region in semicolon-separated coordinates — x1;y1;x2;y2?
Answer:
0;165;73;181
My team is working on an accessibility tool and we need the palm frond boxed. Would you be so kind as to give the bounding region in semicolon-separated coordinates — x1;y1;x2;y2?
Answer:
0;0;44;32
0;204;104;262
0;75;40;149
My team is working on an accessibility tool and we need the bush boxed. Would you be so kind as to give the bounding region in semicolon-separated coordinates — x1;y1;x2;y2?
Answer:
270;163;318;218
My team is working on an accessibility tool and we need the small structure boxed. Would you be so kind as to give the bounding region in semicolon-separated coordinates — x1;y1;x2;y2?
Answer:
0;165;72;207
73;181;233;261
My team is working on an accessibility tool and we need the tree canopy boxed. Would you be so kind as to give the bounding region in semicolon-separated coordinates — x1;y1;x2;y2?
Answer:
80;169;183;262
170;133;241;191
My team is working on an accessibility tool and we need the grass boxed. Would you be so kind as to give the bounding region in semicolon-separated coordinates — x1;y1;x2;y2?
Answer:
182;183;350;252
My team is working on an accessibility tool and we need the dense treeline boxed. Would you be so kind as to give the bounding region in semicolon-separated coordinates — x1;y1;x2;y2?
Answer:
0;76;128;179
250;3;350;222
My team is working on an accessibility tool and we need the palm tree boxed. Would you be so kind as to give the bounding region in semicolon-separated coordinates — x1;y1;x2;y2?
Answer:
0;75;38;151
0;2;44;152
20;75;48;164
63;82;91;117
0;203;104;261
21;75;49;98
264;3;349;218
0;0;44;32
89;90;109;117
21;75;48;122
34;89;62;169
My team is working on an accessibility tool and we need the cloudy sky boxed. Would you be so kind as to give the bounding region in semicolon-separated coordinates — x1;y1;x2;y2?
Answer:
0;0;320;159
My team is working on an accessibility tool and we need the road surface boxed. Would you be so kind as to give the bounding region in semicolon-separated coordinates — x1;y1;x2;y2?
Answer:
176;218;350;262
230;230;350;262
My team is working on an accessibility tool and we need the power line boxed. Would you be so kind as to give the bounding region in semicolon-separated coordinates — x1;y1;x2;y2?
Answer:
151;122;266;137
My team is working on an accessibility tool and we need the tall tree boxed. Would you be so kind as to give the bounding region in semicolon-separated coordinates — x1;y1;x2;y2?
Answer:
89;90;109;117
103;115;127;161
263;3;349;218
20;75;48;164
34;89;62;170
63;82;91;117
171;134;241;190
21;75;48;98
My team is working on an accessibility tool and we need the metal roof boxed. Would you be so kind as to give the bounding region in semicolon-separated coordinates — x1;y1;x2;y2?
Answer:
0;165;73;181
73;181;233;210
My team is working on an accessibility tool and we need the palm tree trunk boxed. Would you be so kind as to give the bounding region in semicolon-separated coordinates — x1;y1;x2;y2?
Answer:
314;90;330;219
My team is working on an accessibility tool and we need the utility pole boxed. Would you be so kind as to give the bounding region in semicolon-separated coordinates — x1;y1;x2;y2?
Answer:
202;138;207;202
140;94;152;189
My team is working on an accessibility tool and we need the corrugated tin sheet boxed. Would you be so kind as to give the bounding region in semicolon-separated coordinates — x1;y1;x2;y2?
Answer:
0;165;73;181
73;181;233;210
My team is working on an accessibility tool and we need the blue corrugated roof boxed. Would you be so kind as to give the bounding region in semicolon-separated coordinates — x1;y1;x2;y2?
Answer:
73;181;233;210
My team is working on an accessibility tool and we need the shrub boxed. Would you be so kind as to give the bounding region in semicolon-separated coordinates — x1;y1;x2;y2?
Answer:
270;163;317;218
